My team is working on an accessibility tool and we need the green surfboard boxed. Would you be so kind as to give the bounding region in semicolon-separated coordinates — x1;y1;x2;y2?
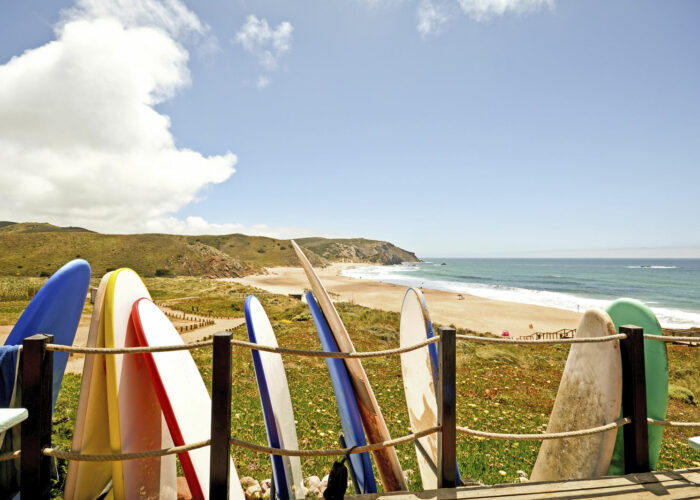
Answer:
607;298;668;474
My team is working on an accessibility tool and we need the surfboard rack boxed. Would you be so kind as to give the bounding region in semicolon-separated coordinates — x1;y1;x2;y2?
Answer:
13;324;700;499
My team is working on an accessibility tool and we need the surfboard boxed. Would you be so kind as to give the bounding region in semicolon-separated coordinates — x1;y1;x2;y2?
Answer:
66;269;176;499
5;259;90;410
131;298;244;500
606;298;668;475
244;295;305;499
400;288;458;489
65;272;113;499
291;241;406;492
104;269;177;499
306;291;377;494
530;309;622;481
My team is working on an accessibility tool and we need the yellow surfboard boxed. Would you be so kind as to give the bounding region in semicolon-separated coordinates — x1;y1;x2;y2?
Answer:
65;273;113;499
66;269;176;499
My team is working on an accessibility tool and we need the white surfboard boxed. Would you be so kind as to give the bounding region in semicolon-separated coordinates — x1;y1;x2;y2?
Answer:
132;298;244;500
530;309;622;481
245;296;305;499
400;288;440;490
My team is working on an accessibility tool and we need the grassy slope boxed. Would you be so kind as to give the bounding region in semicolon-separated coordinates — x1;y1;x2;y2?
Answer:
0;222;93;233
0;224;418;278
192;234;327;268
0;232;259;278
42;278;700;496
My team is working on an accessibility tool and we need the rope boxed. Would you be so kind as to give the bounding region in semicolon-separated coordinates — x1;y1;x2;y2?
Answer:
644;335;700;343
455;333;627;344
648;418;700;428
230;426;441;457
44;336;439;358
0;450;20;462
46;341;214;354
228;336;440;358
43;439;210;462
456;418;629;441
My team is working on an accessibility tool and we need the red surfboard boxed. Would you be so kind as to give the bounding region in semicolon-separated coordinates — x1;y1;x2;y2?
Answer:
131;298;244;500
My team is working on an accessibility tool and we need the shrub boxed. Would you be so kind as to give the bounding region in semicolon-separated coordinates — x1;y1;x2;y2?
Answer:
155;269;174;277
291;311;311;321
669;384;696;405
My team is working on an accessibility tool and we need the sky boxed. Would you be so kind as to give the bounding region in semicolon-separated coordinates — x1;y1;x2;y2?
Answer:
0;0;698;257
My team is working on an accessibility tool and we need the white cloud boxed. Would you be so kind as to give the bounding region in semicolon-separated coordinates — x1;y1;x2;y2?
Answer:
0;2;242;235
61;0;208;39
235;15;294;88
257;75;271;89
146;216;321;239
457;0;553;22
417;0;451;37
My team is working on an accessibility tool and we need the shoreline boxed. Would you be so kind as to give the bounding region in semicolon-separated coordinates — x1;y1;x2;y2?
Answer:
226;263;583;337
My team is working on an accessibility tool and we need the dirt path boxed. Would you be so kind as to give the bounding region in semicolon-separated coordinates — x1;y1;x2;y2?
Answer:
63;304;244;374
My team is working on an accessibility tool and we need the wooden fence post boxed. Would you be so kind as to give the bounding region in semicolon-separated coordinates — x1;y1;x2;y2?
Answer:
210;332;233;498
21;334;53;499
619;325;650;473
437;326;457;488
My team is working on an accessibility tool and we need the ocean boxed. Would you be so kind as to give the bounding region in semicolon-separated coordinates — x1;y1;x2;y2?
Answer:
342;259;700;329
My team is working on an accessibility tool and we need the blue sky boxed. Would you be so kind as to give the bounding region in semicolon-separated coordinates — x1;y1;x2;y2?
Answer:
0;0;698;257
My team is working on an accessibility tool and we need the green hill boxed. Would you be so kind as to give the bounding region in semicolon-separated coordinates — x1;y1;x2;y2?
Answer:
0;221;93;233
0;223;419;278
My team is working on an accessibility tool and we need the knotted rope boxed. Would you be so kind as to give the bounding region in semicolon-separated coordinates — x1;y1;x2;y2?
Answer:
230;426;441;457
647;418;700;428
45;336;439;358
43;439;210;462
0;450;20;462
456;418;630;440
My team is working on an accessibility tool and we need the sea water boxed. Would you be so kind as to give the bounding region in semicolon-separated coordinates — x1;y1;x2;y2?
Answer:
342;259;700;329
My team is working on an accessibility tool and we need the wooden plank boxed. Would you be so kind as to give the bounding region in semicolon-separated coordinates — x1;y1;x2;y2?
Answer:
0;408;28;434
346;469;700;499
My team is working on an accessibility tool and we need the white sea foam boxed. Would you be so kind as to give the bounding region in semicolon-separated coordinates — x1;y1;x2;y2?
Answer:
626;265;678;269
341;265;700;329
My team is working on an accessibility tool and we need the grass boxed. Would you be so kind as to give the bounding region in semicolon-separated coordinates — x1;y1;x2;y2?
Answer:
0;225;417;278
0;276;46;301
0;275;694;497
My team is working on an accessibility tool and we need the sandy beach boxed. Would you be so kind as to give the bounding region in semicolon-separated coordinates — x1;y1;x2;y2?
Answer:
228;263;583;337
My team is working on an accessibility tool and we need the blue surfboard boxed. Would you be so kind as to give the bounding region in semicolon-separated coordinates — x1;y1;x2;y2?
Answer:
306;292;377;494
5;259;91;410
244;295;304;499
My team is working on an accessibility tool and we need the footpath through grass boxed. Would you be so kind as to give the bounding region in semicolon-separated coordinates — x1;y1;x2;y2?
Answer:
21;277;699;495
